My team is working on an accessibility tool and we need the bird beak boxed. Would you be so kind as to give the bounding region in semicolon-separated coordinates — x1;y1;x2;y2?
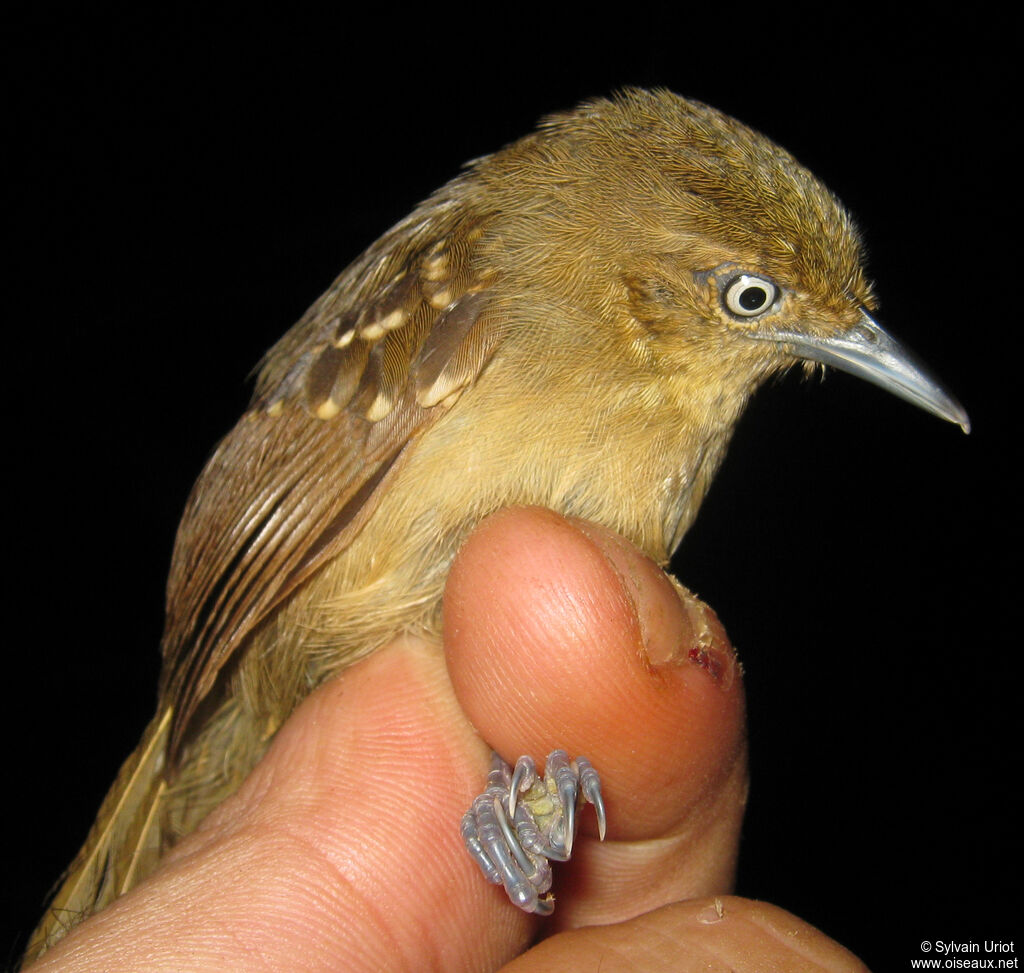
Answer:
767;310;970;433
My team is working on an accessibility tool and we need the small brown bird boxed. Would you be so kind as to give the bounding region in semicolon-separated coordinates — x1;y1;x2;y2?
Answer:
25;87;968;961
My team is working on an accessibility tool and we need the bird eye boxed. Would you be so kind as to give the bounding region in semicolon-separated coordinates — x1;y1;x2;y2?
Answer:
723;275;778;317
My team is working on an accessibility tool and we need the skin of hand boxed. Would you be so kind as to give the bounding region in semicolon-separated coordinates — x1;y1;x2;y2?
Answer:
26;508;868;972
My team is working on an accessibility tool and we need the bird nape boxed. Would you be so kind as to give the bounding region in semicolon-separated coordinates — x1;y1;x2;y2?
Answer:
25;88;967;963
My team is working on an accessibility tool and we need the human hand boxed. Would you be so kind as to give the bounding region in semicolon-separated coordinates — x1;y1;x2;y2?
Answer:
27;507;866;971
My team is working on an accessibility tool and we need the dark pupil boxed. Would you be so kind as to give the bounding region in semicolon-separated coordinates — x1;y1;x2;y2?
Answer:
739;286;768;311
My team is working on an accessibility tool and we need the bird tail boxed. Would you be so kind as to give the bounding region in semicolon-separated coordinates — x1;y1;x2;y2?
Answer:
23;706;173;965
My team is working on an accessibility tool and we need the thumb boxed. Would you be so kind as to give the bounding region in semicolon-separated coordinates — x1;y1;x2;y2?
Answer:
444;506;748;929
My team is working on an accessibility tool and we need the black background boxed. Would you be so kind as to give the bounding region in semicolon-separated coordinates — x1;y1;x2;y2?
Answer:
5;8;1017;970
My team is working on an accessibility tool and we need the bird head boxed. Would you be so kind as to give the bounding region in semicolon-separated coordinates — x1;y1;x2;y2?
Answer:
475;88;969;434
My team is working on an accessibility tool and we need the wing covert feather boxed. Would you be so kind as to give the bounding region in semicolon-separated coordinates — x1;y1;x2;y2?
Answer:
160;208;501;760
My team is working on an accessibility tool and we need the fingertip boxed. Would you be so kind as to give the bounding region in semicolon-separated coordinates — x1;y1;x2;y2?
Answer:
500;897;871;972
443;507;746;841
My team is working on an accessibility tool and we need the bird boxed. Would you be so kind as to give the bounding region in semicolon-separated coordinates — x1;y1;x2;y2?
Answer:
24;87;968;962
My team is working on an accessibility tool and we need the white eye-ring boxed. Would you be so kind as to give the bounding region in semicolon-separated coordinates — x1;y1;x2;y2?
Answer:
723;274;778;317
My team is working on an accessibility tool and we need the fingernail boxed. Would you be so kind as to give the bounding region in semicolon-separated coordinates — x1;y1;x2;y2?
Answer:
697;898;727;924
674;582;737;690
571;520;737;686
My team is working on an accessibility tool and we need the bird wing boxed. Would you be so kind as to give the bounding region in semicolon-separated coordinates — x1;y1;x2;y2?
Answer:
159;205;503;760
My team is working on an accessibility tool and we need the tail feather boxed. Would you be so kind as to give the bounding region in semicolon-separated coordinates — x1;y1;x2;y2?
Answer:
24;707;173;965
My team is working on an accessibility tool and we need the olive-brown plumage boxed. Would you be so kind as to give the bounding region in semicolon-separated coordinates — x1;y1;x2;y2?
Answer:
25;88;966;962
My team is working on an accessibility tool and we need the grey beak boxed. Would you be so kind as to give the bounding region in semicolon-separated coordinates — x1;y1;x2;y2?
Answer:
768;311;970;433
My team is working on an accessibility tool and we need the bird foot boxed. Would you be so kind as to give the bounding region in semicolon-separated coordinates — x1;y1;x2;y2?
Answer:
461;750;606;914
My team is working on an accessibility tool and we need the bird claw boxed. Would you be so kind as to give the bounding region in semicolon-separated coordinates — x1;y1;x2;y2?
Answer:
461;750;605;914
